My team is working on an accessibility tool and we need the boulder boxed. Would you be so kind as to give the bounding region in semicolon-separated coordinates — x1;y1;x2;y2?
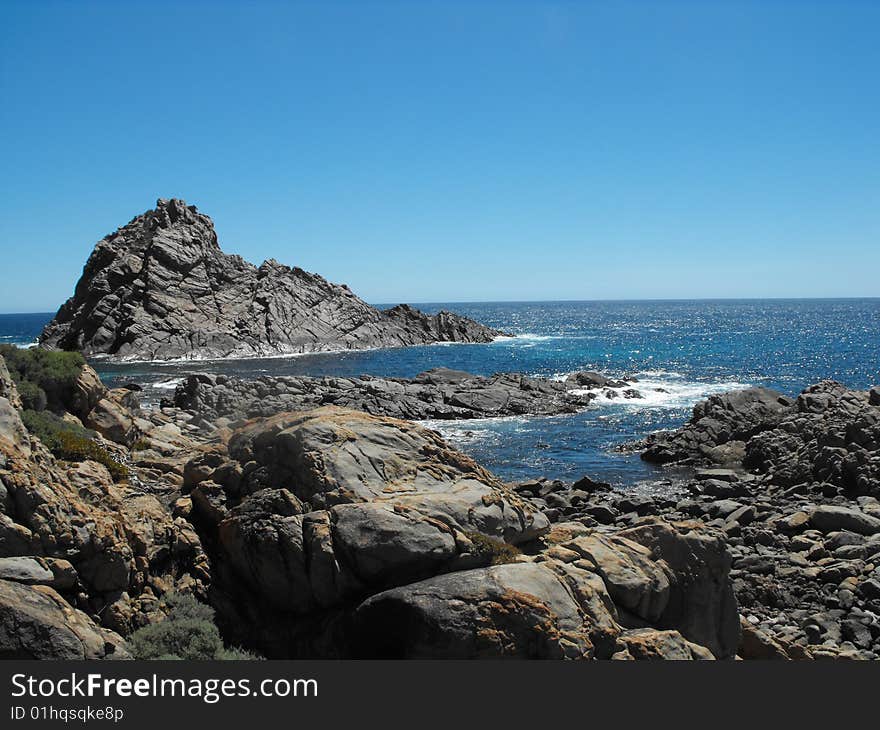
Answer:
562;532;671;623
193;407;550;649
613;629;715;660
69;364;107;420
642;387;791;465
618;521;739;659
352;563;594;659
0;556;54;585
810;505;880;536
0;579;127;659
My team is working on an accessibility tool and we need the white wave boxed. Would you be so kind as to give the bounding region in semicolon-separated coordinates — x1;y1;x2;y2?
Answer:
150;378;185;390
88;338;490;364
493;333;562;343
583;376;752;409
544;366;748;410
0;336;39;348
633;369;685;378
417;415;546;444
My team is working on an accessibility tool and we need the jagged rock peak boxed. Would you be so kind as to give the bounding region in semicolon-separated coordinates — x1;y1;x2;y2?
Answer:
40;198;504;361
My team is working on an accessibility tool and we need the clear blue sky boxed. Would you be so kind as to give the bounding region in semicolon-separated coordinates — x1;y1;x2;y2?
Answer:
1;0;878;312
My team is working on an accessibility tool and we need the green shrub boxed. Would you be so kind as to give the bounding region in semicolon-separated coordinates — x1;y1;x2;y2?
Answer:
55;430;130;482
15;379;48;411
20;408;129;482
162;592;216;622
131;438;152;451
216;647;262;660
21;409;93;450
465;531;522;565
127;617;224;661
127;593;260;661
0;344;85;412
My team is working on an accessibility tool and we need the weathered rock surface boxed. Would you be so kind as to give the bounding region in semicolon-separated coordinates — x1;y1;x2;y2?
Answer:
170;367;642;423
39;198;503;361
0;579;128;659
353;562;598;659
8;335;877;660
182;406;737;659
187;407;549;638
642;381;880;501
499;380;880;659
0;354;211;646
642;387;793;465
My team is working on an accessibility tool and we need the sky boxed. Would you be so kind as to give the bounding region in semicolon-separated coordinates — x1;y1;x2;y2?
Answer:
1;0;878;312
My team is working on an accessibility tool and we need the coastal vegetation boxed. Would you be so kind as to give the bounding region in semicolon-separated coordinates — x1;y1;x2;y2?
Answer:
0;344;84;412
2;344;128;481
127;593;257;660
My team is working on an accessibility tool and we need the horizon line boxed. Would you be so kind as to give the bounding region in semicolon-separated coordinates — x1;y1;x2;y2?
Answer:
2;295;879;316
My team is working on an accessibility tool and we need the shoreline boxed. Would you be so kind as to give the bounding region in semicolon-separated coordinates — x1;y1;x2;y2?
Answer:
2;344;879;659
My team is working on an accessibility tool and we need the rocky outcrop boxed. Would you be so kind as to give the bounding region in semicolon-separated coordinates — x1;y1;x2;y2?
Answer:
522;379;880;659
0;579;128;659
641;381;880;501
642;387;793;465
39;198;503;361
169;368;643;423
0;354;211;654
12;337;878;660
512;467;880;659
183;406;738;659
186;407;549;641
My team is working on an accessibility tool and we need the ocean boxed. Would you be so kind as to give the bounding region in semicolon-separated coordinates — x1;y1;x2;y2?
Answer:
2;299;878;488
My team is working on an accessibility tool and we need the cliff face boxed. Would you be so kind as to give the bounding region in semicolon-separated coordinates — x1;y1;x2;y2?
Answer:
39;198;502;361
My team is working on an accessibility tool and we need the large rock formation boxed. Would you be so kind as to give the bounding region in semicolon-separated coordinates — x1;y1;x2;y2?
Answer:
641;387;794;466
582;379;880;659
169;368;644;423
641;380;880;500
0;579;128;659
182;406;739;659
0;354;210;653
39;198;503;361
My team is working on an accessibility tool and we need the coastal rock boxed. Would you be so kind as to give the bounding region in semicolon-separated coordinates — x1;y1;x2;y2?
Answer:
0;579;128;659
642;381;880;500
169;368;640;423
745;381;880;495
40;198;503;361
352;562;594;659
613;629;715;660
0;353;210;638
186;406;735;659
562;532;671;623
191;406;551;628
618;521;739;658
0;556;54;585
809;505;880;536
642;387;792;465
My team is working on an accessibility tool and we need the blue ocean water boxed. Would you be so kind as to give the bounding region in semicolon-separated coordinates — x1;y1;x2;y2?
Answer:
2;300;878;487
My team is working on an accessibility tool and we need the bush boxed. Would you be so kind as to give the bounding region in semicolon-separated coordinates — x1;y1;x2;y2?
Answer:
15;379;48;411
465;531;522;565
21;409;93;451
56;430;130;482
127;617;224;661
0;345;85;412
127;593;260;661
20;408;129;482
